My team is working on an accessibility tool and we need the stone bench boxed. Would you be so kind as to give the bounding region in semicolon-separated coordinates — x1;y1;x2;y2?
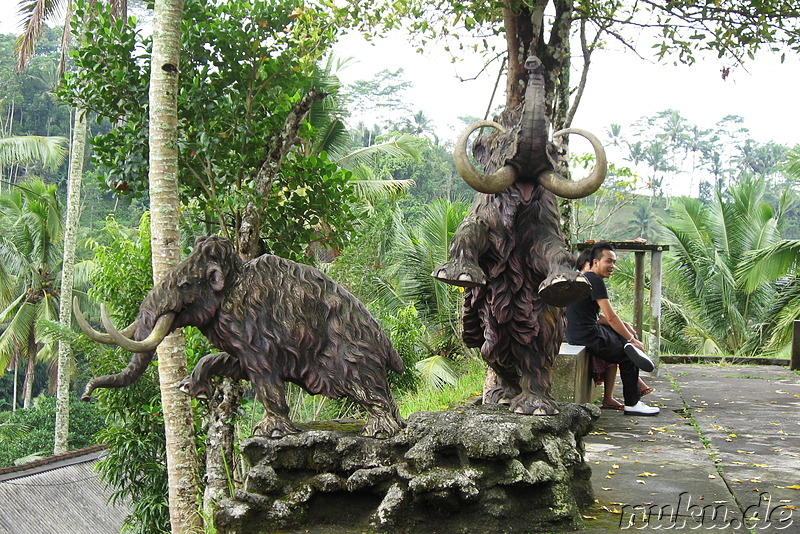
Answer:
551;343;596;404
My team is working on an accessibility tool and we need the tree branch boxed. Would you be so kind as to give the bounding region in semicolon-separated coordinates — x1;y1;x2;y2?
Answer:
237;87;326;258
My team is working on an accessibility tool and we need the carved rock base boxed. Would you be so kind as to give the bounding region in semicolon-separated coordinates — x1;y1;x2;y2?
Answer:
215;403;600;533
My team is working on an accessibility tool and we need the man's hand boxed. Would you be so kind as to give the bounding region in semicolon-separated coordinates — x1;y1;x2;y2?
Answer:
629;338;645;351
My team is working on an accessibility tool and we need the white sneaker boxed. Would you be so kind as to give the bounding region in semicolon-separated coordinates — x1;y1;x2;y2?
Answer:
624;343;655;372
624;401;660;416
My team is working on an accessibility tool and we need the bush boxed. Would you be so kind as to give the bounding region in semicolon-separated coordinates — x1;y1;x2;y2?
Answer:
0;394;105;467
378;304;424;393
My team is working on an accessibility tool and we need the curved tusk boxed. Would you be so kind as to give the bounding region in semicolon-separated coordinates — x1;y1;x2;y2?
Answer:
73;296;137;344
100;304;175;353
539;128;608;199
454;120;517;194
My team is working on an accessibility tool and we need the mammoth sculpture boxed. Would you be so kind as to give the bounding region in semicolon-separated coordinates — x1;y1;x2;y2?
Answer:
432;55;607;416
76;235;405;438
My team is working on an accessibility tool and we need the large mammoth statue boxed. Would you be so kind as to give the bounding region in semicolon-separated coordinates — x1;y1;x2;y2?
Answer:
76;235;405;438
432;55;607;416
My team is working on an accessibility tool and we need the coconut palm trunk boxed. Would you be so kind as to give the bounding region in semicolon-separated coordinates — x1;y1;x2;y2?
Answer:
54;109;87;453
148;0;202;530
22;327;36;409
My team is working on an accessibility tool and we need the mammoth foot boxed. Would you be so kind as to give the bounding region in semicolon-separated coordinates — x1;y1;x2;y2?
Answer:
484;384;521;406
253;414;301;439
431;259;487;288
510;393;559;416
362;413;406;439
538;272;591;307
178;375;210;400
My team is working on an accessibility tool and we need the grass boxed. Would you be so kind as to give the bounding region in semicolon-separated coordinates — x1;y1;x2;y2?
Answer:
396;356;486;418
233;356;489;431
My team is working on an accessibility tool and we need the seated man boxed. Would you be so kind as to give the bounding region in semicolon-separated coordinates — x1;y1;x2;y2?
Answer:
566;242;659;416
575;248;652;410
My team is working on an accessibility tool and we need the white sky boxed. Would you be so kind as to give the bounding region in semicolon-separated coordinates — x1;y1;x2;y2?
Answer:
334;30;799;150
3;1;797;153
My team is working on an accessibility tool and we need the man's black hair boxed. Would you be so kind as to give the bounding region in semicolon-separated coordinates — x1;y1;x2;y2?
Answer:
591;242;615;264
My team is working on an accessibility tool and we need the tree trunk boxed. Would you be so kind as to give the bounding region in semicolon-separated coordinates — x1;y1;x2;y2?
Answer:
148;0;203;531
237;89;324;257
203;377;244;518
22;326;36;409
54;108;87;454
12;353;18;411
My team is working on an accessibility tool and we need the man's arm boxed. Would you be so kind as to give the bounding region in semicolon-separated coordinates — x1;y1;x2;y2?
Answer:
597;299;644;350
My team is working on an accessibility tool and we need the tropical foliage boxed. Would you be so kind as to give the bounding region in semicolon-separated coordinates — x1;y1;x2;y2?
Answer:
79;215;179;533
61;0;358;262
0;394;104;466
660;176;794;355
0;135;67;168
0;179;63;409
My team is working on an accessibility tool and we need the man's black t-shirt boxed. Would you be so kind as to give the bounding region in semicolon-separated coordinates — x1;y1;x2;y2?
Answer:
565;271;608;345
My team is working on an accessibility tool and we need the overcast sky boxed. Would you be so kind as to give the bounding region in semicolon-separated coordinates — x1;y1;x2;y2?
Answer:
334;30;799;151
3;2;797;151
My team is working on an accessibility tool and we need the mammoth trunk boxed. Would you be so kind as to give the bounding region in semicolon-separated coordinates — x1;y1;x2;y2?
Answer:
81;310;161;401
81;350;156;400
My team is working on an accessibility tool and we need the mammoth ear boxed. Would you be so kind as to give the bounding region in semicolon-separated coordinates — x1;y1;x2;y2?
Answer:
207;265;225;292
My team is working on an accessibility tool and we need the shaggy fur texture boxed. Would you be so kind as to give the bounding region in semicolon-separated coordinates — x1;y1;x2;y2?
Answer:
84;236;405;438
459;182;573;415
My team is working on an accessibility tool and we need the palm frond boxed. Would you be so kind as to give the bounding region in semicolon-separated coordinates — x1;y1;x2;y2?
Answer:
15;0;63;70
0;136;68;169
0;301;37;374
415;355;458;389
780;144;800;178
738;240;800;293
337;134;423;171
351;179;414;203
314;119;352;160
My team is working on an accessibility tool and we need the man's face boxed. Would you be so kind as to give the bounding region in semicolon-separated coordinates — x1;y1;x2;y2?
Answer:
591;249;617;278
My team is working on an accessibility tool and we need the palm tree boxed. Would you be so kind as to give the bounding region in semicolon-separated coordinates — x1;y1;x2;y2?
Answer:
643;141;671;202
0;179;63;409
388;199;471;368
661;176;783;355
626;203;658;242
15;0;105;453
682;125;713;196
147;0;202;530
606;123;623;148
737;239;800;353
735;147;800;353
304;58;421;201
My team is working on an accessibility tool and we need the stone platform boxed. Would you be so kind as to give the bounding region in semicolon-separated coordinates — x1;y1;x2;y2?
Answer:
552;343;596;404
215;402;600;533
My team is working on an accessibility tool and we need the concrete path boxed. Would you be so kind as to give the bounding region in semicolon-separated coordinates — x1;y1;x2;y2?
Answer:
581;364;800;533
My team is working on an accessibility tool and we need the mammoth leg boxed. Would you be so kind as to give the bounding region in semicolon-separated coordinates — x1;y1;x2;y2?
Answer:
510;304;562;416
431;212;489;287
538;269;590;308
530;192;591;307
178;352;244;401
251;376;300;439
510;363;559;416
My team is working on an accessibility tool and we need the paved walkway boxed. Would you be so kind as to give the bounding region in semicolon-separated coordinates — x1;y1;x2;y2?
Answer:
582;363;800;533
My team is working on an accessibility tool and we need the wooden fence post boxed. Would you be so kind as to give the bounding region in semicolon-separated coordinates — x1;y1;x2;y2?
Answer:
792;320;800;371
